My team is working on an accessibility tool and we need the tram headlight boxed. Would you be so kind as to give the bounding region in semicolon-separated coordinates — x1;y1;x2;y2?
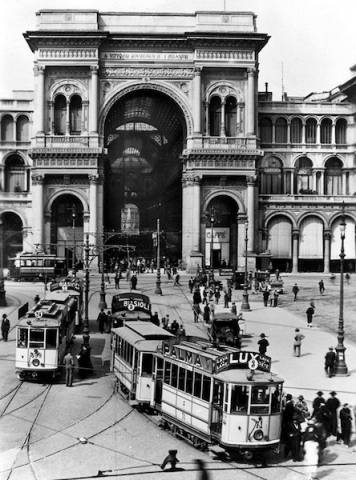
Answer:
32;358;40;367
253;429;264;441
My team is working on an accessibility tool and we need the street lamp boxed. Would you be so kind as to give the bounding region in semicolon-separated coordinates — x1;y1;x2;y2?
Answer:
334;211;348;376
155;218;162;295
241;220;251;311
98;231;107;310
72;205;76;277
83;233;90;346
0;216;6;306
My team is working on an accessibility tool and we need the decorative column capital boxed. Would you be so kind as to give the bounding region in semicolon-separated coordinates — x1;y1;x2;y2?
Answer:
247;67;256;75
246;175;257;186
292;229;300;239
88;174;100;184
324;229;332;240
182;172;201;186
194;66;202;76
90;65;99;74
34;64;45;75
31;174;44;185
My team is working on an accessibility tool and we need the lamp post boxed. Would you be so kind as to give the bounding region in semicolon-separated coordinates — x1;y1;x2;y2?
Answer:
83;233;90;346
334;211;348;376
155;218;162;295
98;231;107;310
72;205;76;277
241;220;251;311
0;216;6;306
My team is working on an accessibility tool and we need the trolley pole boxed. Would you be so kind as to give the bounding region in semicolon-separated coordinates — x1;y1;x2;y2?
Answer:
72;205;76;277
83;234;90;346
0;216;6;306
155;219;162;295
241;220;251;311
98;231;107;310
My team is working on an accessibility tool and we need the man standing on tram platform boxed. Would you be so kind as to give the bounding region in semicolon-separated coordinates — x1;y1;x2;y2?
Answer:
63;351;74;387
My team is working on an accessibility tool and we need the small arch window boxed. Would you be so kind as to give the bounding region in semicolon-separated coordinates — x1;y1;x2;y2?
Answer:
209;96;222;136
335;118;347;145
1;115;14;141
259;117;272;143
54;95;66;135
225;96;237;137
320;118;332;144
295;157;313;194
290;118;302;144
4;154;26;192
305;118;317;144
259;156;283;194
275;118;287;143
69;95;82;134
16;115;29;142
325;157;343;195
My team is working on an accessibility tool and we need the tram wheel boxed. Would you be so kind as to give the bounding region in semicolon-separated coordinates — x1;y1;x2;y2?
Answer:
242;450;254;461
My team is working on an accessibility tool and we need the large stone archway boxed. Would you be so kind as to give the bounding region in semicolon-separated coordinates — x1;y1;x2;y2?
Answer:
103;88;187;262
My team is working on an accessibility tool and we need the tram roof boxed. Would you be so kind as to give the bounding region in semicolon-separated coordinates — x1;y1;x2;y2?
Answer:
18;316;60;328
112;321;174;350
214;368;283;384
44;291;74;303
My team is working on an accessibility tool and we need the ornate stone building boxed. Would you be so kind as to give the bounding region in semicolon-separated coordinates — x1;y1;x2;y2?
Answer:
0;9;355;272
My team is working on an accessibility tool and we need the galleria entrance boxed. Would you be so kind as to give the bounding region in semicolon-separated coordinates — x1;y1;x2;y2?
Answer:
104;89;186;261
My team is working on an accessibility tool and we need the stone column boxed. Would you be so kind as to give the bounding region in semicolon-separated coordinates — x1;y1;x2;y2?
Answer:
90;66;99;134
312;170;317;192
320;169;325;195
204;101;209;135
272;119;276;144
193;67;202;134
292;229;299;273
246;176;255;252
247;68;255;135
324;230;331;274
220;98;226;137
31;174;44;247
316;121;321;144
48;101;54;134
331;120;336;145
88;174;98;246
65;99;70;135
182;173;201;269
302;120;306;144
287;120;291;144
35;64;45;134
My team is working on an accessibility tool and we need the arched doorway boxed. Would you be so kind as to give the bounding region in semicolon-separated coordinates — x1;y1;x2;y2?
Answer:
104;89;186;262
1;212;23;267
266;216;292;272
50;194;84;268
299;216;324;272
330;217;356;272
204;196;239;268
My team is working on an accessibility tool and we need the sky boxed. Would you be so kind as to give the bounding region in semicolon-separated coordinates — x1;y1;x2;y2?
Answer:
0;0;355;99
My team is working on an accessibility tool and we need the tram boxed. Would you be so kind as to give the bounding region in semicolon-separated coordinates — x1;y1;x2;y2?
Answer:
50;277;83;330
15;292;77;380
111;291;152;327
111;324;284;457
9;252;67;281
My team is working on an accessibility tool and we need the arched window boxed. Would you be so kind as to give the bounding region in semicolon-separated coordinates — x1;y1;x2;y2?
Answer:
305;118;317;144
121;203;140;234
275;117;288;143
1;115;14;141
259;156;283;194
225;96;237;137
290;118;302;144
4;155;26;192
54;95;66;135
320;118;332;144
295;157;313;194
209;96;221;136
259;117;272;143
69;95;82;134
325;157;343;195
335;118;347;145
16;115;29;142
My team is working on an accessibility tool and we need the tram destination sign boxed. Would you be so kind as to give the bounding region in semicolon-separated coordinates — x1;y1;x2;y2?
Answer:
215;351;271;373
112;293;151;313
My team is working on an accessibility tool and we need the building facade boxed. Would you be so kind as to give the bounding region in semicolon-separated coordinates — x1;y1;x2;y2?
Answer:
0;9;355;272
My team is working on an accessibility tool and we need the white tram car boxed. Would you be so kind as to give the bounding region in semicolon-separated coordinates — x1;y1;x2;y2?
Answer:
111;325;284;457
15;292;77;380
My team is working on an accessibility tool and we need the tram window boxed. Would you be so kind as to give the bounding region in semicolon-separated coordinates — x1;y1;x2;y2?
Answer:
141;354;153;375
128;345;133;365
171;364;178;388
213;381;223;405
202;375;211;402
271;384;282;413
231;385;249;413
37;260;44;267
17;328;28;348
164;361;171;384
186;370;193;395
46;329;57;349
178;367;186;391
194;372;202;398
29;329;45;348
250;386;270;415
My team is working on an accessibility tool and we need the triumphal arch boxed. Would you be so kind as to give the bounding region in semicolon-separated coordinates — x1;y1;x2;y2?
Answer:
25;10;268;269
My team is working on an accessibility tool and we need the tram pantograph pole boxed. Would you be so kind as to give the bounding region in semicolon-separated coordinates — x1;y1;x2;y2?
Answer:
83;233;90;346
155;218;162;295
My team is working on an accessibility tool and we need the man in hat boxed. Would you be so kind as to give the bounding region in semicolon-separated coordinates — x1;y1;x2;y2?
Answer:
295;395;309;423
257;333;269;355
312;391;326;419
1;314;10;342
338;403;355;447
293;328;305;357
326;391;340;438
324;347;336;377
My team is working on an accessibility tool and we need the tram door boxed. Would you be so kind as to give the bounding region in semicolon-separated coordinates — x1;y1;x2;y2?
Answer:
211;380;224;436
154;357;164;405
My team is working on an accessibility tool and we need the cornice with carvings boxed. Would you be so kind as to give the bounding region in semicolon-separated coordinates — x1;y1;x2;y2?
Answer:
181;172;202;186
100;67;194;79
39;48;98;60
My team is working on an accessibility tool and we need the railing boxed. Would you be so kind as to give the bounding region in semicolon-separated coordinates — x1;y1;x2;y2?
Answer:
259;194;356;203
0;191;31;200
33;135;101;149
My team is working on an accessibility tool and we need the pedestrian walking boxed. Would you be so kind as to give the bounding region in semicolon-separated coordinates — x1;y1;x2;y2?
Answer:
105;310;112;333
303;420;320;480
193;303;201;323
193;287;202;305
214;286;221;304
151;312;160;327
160;449;179;471
284;418;302;461
188;277;194;293
114;271;121;289
130;274;137;290
293;328;305;357
318;279;325;295
292;283;299;301
173;273;181;286
195;459;210;480
1;314;10;341
326;391;340;438
34;294;40;304
273;289;279;307
306;304;315;327
231;301;237;315
262;288;270;307
170;319;179;335
203;304;210;324
295;395;310;423
337;403;355;446
63;351;74;387
223;289;229;308
257;333;269;355
97;309;107;334
324;347;336;377
311;391;326;418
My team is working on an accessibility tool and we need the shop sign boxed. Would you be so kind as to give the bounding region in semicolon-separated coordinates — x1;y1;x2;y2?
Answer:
205;227;230;243
163;344;214;372
215;350;271;373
